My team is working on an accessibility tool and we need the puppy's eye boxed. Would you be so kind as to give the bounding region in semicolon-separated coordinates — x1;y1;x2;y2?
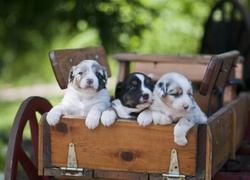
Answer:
78;72;83;76
131;80;138;86
170;93;181;98
188;93;193;98
158;82;163;88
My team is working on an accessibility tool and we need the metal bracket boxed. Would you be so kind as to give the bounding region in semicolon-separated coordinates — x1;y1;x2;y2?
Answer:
60;142;83;176
162;149;185;180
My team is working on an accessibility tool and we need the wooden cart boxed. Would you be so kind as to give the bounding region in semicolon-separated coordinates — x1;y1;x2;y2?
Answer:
5;46;250;180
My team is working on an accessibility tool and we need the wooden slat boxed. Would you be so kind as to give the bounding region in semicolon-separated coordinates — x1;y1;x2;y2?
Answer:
49;46;110;89
232;93;249;150
207;107;234;177
38;114;52;175
49;117;198;176
134;62;207;83
206;93;250;177
94;170;148;180
112;53;212;64
199;50;239;96
112;53;212;82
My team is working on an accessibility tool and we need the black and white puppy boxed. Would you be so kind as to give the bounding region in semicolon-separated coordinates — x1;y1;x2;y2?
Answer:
101;72;154;126
137;72;207;146
47;60;110;129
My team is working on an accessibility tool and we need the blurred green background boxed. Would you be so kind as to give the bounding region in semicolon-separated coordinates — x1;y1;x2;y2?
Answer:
1;0;250;178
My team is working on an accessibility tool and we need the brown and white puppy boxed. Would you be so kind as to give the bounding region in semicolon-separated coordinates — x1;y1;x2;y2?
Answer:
101;72;154;126
46;60;110;129
137;72;207;146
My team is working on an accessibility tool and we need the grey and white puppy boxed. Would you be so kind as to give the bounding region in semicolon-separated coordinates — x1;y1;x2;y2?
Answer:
47;60;110;129
137;72;207;146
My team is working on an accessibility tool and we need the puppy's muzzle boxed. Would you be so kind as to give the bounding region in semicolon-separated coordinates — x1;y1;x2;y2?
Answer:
183;105;189;110
87;78;94;85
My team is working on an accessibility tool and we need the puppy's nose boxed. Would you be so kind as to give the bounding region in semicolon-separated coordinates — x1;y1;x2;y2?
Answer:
142;93;149;100
183;105;189;110
87;79;93;85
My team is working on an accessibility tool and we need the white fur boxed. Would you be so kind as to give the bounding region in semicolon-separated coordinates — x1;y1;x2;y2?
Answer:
137;72;207;146
46;60;110;129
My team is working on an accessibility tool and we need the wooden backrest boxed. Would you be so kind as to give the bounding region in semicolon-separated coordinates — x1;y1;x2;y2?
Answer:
112;51;241;86
199;50;240;96
49;46;111;89
112;53;212;83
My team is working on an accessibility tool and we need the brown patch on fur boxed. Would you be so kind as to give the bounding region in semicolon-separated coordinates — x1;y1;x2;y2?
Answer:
160;95;173;107
161;86;183;107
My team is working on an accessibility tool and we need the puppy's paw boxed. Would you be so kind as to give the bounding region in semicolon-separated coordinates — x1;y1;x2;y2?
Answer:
137;109;153;126
152;111;172;125
136;102;151;110
46;109;62;126
174;136;188;146
200;113;208;124
101;108;117;127
85;111;100;129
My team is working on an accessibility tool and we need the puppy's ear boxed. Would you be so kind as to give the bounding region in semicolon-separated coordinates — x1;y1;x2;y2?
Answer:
156;82;170;97
101;66;108;85
96;66;108;91
68;66;76;83
115;82;122;99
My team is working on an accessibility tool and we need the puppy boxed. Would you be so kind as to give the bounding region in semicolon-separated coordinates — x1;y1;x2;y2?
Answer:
101;72;154;126
46;60;110;129
137;72;207;146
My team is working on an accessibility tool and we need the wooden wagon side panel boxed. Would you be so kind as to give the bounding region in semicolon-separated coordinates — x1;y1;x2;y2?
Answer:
206;93;250;178
39;115;199;176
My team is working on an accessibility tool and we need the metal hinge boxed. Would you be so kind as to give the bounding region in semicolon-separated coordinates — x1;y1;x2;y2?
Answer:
162;149;185;180
60;142;83;176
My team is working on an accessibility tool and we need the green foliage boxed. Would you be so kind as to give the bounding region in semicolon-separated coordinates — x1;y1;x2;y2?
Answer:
0;0;158;86
0;0;219;86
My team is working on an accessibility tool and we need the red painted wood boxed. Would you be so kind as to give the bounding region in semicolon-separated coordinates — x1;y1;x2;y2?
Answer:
5;96;52;180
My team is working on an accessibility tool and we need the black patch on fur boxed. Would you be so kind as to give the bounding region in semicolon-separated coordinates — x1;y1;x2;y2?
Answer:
115;82;123;99
96;68;107;91
114;72;154;108
158;81;170;96
129;112;141;118
69;69;74;83
158;82;163;88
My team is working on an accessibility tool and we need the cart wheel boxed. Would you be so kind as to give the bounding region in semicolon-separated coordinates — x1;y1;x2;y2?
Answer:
5;96;52;180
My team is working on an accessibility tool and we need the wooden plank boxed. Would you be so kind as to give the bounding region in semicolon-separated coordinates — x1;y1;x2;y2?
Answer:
43;167;93;178
117;61;130;82
134;62;208;83
208;106;234;177
112;53;212;64
49;117;198;176
232;93;249;150
94;170;148;180
38;116;44;176
200;50;239;96
196;124;208;179
206;93;250;177
49;46;110;89
38;114;52;175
